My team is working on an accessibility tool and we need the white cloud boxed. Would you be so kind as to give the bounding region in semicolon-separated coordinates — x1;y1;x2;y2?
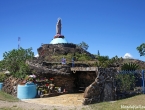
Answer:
123;53;133;59
35;54;39;57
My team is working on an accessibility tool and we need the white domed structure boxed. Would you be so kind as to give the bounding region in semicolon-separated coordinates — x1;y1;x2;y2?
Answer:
35;54;39;58
123;53;133;59
50;38;67;44
50;18;68;44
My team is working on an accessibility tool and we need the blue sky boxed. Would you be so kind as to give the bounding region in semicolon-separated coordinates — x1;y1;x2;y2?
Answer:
0;0;145;61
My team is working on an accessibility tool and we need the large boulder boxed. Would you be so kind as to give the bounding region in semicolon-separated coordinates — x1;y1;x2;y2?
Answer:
83;68;117;105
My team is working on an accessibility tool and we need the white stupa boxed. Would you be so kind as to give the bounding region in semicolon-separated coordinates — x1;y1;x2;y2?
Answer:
50;18;68;44
123;53;133;59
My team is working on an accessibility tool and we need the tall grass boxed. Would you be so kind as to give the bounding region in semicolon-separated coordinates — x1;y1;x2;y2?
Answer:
0;91;19;102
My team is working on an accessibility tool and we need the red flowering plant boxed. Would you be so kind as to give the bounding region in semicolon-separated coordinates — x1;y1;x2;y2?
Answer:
45;84;49;87
50;78;54;81
49;78;54;84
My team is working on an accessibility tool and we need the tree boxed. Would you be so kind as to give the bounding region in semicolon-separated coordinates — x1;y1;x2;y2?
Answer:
0;60;4;71
137;43;145;57
1;47;34;78
78;41;89;51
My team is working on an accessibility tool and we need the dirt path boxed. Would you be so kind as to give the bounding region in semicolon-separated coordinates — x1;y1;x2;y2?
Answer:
0;93;91;110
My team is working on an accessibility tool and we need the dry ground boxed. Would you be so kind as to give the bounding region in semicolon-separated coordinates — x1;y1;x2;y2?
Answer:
1;93;145;110
0;93;90;110
22;93;84;106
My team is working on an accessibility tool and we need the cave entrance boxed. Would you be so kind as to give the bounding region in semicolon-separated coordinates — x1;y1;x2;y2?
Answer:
73;71;97;93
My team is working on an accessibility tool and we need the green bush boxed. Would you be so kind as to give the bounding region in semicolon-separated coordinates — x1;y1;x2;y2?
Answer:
77;54;92;61
0;73;7;82
115;73;135;92
95;55;110;67
116;62;139;92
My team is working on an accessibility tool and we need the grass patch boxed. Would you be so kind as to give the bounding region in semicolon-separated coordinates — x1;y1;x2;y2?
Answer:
87;94;145;110
0;91;19;102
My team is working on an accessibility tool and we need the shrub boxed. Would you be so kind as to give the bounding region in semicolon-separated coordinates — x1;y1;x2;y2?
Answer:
116;62;139;93
1;47;34;79
0;73;7;82
115;73;135;92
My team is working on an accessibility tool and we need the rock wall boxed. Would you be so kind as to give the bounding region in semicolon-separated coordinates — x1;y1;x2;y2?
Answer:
37;74;75;93
83;68;117;105
27;59;71;75
2;76;22;96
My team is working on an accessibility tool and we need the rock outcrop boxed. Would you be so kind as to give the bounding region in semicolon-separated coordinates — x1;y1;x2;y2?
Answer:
83;68;117;105
2;76;22;96
37;43;95;62
26;59;71;75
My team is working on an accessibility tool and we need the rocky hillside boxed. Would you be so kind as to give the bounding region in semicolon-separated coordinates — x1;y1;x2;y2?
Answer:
122;58;145;70
78;57;145;70
108;58;145;70
37;43;95;62
33;42;145;71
